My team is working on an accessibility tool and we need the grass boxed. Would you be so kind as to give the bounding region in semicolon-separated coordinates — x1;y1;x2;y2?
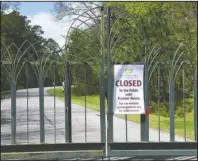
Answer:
49;87;108;112
48;88;195;140
1;90;10;96
1;87;24;97
1;151;103;160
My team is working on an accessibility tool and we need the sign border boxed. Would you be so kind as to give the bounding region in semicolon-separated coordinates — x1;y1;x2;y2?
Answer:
113;62;146;115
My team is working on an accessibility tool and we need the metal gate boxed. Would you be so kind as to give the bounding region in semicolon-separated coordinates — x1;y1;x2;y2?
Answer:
1;5;197;160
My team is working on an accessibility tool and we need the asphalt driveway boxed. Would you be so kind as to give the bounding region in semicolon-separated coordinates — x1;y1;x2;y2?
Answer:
1;87;192;145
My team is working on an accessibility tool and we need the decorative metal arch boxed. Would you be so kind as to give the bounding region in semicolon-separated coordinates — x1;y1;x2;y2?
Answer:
63;6;105;143
105;6;149;143
1;39;65;144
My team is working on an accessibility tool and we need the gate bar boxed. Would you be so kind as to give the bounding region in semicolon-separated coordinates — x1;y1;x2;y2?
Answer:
109;142;197;150
109;150;197;157
84;63;87;142
169;73;175;142
182;66;187;142
100;5;106;143
107;6;113;143
1;143;105;153
39;71;45;143
53;63;57;143
194;68;197;141
141;63;149;141
158;66;161;142
11;75;16;144
2;142;196;153
65;62;72;143
26;61;29;144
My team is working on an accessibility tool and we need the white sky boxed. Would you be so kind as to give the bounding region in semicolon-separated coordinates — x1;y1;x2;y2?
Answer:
17;2;74;48
27;12;70;47
17;2;100;47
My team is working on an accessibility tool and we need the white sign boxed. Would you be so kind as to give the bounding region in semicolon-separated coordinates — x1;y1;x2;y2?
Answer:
113;64;145;114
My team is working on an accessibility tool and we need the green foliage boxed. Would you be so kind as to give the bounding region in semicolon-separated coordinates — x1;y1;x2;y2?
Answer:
186;93;194;112
71;84;86;96
1;2;20;13
48;87;194;139
1;11;44;48
149;94;194;118
175;92;194;117
71;83;99;96
176;107;185;118
1;2;196;121
48;88;107;112
59;2;197;118
149;100;169;117
1;9;61;90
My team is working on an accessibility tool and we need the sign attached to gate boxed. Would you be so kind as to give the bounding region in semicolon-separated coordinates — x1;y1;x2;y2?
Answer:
113;64;145;114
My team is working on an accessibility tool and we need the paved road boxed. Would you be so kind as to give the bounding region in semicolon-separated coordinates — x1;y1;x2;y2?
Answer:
1;87;193;145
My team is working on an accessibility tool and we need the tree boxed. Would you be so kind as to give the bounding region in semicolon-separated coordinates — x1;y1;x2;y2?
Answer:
53;2;102;20
1;9;60;90
1;2;20;13
52;2;197;115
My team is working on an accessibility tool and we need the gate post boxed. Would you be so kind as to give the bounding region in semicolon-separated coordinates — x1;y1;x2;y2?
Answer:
194;68;197;141
107;6;114;143
141;63;149;141
68;65;72;142
39;70;45;143
100;5;106;143
65;62;72;143
11;75;16;144
169;72;175;142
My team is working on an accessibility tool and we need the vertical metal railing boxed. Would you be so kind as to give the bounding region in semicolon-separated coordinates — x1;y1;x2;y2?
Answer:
182;65;187;142
64;62;68;143
53;63;57;143
141;63;149;141
107;6;114;143
100;5;106;143
158;65;161;142
26;60;29;144
68;64;72;143
65;62;72;143
39;69;45;144
11;74;16;144
125;115;128;142
84;64;87;142
169;67;175;142
193;67;197;141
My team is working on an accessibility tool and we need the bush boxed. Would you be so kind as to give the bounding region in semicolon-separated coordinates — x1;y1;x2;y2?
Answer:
71;84;86;96
17;84;24;90
175;107;185;117
160;103;169;117
71;83;99;96
185;95;194;113
175;92;194;118
149;100;169;117
149;100;157;113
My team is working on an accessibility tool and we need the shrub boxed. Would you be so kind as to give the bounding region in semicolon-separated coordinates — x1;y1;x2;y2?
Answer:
175;107;185;117
175;91;194;118
185;97;194;113
17;84;23;90
148;100;169;117
149;100;157;113
71;84;86;96
160;103;169;117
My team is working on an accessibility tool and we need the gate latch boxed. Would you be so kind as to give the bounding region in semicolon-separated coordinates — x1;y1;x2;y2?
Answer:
145;106;151;118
